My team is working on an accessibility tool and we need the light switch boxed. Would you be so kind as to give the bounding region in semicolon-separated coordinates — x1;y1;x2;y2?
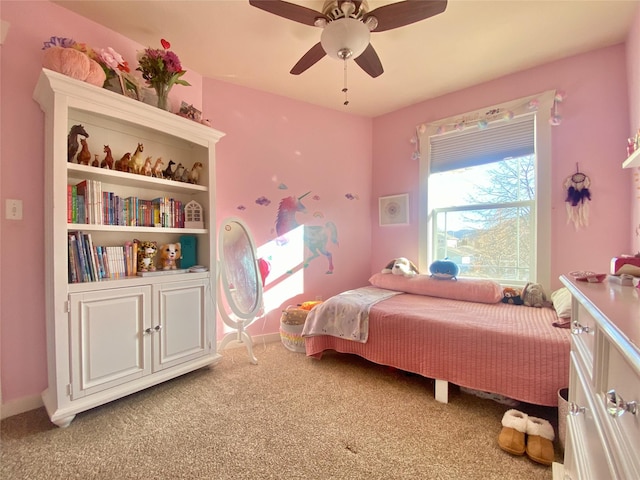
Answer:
5;199;23;220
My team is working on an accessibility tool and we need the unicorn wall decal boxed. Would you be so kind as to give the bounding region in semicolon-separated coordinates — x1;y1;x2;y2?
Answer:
276;192;339;274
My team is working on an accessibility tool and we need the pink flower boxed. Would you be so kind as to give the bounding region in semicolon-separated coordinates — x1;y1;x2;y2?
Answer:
99;47;130;73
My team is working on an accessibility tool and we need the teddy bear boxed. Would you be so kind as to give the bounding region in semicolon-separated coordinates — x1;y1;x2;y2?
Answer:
521;282;550;308
501;287;524;305
43;46;106;87
159;243;181;270
381;257;419;277
135;240;157;272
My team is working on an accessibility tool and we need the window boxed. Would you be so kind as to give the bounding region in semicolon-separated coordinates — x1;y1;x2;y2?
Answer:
417;92;555;288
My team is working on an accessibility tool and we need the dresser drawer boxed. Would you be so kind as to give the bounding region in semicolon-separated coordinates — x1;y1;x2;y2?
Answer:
599;341;640;479
571;301;597;380
564;352;616;480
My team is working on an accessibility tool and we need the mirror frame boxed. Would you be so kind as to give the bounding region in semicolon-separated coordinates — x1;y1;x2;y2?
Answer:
217;217;263;322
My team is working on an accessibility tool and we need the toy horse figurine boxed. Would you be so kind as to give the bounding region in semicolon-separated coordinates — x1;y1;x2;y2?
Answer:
128;143;145;174
152;157;165;178
141;156;153;176
101;145;114;169
115;152;130;172
275;192;339;274
76;138;92;165
162;159;176;178
67;124;89;162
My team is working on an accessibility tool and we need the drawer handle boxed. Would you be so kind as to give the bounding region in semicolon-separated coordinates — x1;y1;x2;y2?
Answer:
571;321;590;335
569;402;586;416
606;389;638;417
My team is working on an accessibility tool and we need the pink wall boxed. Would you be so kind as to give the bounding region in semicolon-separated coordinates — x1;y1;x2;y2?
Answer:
627;4;640;252
203;79;373;337
0;1;372;406
371;45;633;290
1;0;638;413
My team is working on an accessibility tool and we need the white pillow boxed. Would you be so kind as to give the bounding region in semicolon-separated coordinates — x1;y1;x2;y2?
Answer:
550;288;572;319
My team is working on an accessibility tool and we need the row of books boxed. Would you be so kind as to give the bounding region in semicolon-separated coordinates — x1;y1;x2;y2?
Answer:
68;231;139;283
67;180;186;228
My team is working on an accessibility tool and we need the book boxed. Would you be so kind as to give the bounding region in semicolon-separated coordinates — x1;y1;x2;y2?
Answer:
68;234;79;283
73;231;89;282
82;233;98;281
75;180;89;224
67;184;72;223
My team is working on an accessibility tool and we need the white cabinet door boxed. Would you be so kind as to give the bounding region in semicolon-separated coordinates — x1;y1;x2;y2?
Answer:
70;286;151;398
152;278;210;372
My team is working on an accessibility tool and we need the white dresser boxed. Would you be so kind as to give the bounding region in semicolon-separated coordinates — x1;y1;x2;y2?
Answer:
557;275;640;480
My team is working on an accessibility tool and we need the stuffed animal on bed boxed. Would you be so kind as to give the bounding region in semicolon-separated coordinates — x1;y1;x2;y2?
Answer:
521;282;551;308
501;287;524;305
429;258;460;280
381;257;419;277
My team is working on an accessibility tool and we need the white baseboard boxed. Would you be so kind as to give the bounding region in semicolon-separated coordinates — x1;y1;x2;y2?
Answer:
217;332;281;350
1;332;285;421
1;394;43;420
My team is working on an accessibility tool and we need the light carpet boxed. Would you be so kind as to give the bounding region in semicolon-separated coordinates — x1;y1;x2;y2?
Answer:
1;340;561;479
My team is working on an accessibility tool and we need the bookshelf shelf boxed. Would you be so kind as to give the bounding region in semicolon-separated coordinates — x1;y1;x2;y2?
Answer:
67;163;208;193
34;68;225;427
67;224;207;234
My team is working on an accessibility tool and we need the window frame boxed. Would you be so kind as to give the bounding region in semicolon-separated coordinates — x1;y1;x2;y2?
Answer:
417;91;555;290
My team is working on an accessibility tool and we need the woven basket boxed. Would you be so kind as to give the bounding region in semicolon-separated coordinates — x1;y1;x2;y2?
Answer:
279;306;308;353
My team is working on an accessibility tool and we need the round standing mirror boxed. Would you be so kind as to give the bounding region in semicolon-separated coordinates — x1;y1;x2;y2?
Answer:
217;217;263;364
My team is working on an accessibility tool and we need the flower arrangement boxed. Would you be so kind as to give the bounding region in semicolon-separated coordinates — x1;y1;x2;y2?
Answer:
137;39;190;110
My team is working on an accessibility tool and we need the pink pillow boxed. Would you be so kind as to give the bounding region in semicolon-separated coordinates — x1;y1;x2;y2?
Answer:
369;273;503;304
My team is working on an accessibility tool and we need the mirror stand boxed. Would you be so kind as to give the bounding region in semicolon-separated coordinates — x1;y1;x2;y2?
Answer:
217;217;263;365
217;282;258;365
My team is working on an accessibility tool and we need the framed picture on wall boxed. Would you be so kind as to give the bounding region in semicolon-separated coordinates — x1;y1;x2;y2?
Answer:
379;194;409;226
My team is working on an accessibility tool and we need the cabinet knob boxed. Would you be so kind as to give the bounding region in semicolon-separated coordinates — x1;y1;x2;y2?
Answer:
154;325;162;332
144;327;154;335
569;401;586;416
606;389;638;417
571;321;591;335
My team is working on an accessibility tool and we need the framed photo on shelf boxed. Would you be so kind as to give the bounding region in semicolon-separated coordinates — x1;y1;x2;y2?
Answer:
179;102;202;121
379;193;409;226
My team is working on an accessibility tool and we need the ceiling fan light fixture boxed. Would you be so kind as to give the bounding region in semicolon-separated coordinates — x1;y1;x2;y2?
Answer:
364;15;378;31
320;17;370;60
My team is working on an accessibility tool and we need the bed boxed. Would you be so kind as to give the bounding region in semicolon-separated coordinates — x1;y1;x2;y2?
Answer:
302;274;571;407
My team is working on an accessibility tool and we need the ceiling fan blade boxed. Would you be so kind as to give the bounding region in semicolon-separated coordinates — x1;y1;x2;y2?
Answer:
355;44;383;78
249;0;326;26
290;42;326;75
365;0;448;32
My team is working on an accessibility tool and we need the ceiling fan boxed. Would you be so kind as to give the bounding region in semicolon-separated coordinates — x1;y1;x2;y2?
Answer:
248;0;448;78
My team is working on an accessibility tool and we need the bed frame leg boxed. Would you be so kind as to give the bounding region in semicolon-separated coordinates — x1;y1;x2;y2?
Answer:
435;379;449;403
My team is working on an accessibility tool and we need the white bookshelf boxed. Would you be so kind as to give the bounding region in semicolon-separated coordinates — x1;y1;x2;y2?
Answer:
33;68;225;427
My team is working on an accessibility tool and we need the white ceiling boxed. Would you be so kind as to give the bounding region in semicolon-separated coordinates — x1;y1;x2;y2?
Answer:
53;0;639;117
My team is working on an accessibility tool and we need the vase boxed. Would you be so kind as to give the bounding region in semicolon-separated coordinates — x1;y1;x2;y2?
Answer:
153;83;171;111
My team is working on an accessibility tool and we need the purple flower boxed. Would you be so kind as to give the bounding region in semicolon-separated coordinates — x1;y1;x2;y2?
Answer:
163;51;182;73
42;36;76;50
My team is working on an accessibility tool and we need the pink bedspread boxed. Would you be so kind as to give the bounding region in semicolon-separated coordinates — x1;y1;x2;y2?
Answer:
305;291;570;406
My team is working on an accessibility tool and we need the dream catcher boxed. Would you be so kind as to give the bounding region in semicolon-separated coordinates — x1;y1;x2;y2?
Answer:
564;165;591;229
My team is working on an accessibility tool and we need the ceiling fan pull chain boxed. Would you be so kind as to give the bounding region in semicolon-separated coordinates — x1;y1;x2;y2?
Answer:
343;59;349;106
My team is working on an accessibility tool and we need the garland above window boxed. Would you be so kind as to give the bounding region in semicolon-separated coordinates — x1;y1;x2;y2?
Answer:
410;91;565;161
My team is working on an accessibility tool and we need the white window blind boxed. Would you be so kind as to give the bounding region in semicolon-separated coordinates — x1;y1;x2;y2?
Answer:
429;114;535;173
